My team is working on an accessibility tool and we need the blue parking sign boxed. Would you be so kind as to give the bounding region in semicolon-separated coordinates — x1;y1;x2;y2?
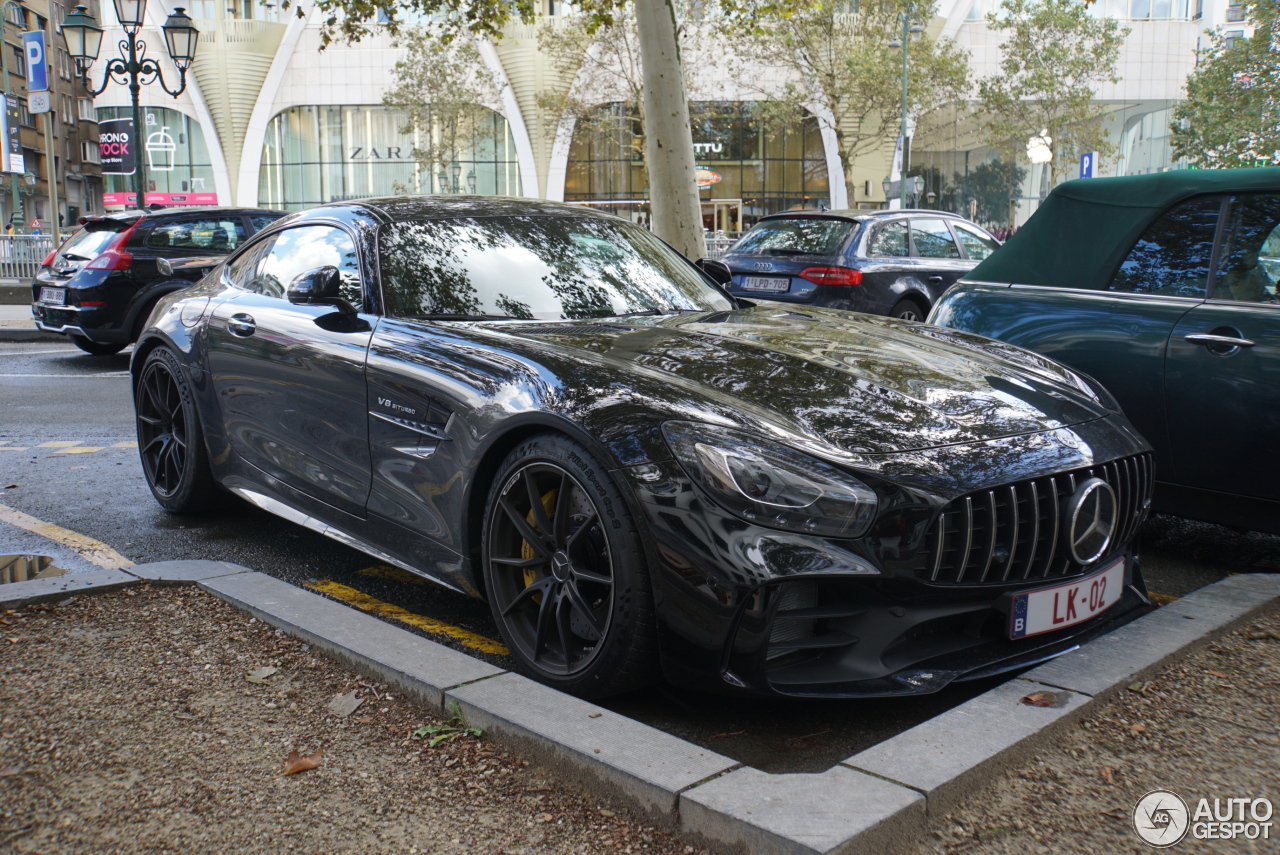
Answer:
1079;151;1098;179
22;31;47;93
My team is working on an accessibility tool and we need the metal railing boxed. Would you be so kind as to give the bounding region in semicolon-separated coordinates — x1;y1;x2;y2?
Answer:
0;235;55;280
703;232;740;260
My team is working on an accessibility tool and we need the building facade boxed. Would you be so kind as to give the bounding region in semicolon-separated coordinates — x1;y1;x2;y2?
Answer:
84;0;1243;232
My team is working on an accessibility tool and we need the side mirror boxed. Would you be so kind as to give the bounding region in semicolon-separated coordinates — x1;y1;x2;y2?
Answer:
287;266;356;315
695;258;733;287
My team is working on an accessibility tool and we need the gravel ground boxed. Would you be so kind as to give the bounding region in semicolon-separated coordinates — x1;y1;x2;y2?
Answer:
912;605;1280;854
0;585;703;855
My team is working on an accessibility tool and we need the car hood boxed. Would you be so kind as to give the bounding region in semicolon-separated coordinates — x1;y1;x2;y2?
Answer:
481;305;1115;455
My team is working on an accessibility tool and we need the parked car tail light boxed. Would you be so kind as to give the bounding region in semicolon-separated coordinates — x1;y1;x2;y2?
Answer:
800;266;862;286
41;249;57;267
83;221;140;271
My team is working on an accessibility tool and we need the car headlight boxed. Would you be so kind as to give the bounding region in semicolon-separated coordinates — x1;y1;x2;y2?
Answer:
662;422;879;539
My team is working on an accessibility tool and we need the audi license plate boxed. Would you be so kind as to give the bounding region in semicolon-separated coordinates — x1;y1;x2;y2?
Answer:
1009;557;1124;639
740;276;789;293
40;287;66;306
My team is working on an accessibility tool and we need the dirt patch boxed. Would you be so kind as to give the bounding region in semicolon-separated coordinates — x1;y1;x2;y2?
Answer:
0;585;704;854
912;607;1280;854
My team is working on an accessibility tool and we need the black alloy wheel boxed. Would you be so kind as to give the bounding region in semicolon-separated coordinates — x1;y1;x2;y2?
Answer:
483;434;656;697
69;334;125;356
136;347;223;513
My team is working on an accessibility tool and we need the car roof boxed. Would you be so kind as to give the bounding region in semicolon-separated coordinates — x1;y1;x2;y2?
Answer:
304;195;619;224
84;207;285;226
759;209;967;225
970;166;1280;289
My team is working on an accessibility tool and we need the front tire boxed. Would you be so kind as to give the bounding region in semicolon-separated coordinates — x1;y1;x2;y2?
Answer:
136;347;224;513
70;334;125;356
482;433;657;698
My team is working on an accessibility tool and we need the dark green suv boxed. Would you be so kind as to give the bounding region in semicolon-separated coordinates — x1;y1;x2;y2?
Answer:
930;167;1280;534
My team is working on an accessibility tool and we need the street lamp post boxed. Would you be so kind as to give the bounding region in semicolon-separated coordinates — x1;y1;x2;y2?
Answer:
59;1;199;208
887;5;924;209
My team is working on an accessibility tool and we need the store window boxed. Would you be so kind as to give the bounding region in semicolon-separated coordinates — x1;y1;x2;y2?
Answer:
96;106;217;206
564;100;830;235
258;104;520;211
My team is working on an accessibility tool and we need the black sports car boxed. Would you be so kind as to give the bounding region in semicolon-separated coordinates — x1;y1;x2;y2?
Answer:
132;197;1154;699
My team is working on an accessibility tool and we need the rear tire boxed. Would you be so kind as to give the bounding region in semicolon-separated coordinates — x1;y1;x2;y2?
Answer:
889;298;928;322
70;334;125;356
482;433;657;698
136;346;225;513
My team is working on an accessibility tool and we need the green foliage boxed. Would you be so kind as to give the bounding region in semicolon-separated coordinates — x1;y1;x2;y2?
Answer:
1171;0;1280;167
976;0;1126;184
736;0;970;182
380;26;501;190
411;701;484;747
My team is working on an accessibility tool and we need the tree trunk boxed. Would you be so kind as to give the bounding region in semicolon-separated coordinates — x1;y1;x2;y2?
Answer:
634;0;706;260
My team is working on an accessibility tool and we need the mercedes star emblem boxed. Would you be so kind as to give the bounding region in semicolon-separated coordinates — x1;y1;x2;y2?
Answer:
1062;477;1118;564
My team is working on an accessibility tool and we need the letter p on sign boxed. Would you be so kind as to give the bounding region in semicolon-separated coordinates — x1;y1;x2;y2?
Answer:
22;31;48;93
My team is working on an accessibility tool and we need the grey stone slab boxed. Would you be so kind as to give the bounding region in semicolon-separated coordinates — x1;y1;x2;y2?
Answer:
842;678;1091;818
0;568;138;607
200;571;504;708
126;560;253;583
679;765;924;855
448;672;737;822
1024;573;1280;700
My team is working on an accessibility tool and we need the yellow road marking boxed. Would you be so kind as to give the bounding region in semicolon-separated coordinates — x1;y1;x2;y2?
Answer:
36;441;80;448
357;564;434;586
0;504;134;570
55;447;104;454
110;441;138;448
307;580;509;656
0;447;30;451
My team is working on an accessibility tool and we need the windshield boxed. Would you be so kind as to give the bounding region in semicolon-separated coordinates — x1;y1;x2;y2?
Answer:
378;215;732;320
729;218;855;256
54;223;127;265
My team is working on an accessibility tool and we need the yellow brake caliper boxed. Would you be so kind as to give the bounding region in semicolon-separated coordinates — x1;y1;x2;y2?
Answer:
522;489;559;600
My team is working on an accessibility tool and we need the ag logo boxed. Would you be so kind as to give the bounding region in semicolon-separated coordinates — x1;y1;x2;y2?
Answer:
1133;789;1190;847
753;261;774;272
1063;476;1117;564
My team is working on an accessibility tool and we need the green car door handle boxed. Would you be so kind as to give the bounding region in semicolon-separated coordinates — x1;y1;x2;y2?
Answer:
1184;333;1255;348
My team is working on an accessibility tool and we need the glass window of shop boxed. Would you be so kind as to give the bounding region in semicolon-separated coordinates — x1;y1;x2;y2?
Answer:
95;106;217;206
564;101;830;236
258;105;521;211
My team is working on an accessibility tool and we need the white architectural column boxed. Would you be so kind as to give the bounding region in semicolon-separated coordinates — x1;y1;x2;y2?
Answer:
476;39;539;199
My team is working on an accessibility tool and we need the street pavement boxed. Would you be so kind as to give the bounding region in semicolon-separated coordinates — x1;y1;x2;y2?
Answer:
2;341;1277;773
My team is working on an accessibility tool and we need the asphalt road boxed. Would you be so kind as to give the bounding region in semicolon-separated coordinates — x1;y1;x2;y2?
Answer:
2;341;1277;772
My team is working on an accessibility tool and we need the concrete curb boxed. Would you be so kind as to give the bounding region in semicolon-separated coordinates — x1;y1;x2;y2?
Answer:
0;324;61;343
7;562;1277;855
0;567;139;607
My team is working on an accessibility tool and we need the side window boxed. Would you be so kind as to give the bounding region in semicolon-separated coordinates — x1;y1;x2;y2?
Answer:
1212;194;1279;304
869;221;908;257
146;218;248;251
954;224;1001;261
910;218;962;259
248;214;283;233
1110;197;1222;296
225;237;275;290
250;225;363;306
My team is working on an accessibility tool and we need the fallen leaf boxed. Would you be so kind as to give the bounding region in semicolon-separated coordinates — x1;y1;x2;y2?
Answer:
444;758;458;767
593;748;601;754
282;749;323;776
588;713;602;718
1129;723;1146;735
599;809;616;817
1100;766;1115;785
1020;691;1070;708
5;638;16;644
244;666;278;684
1126;681;1145;693
3;484;17;489
537;813;554;823
0;766;23;777
327;690;364;718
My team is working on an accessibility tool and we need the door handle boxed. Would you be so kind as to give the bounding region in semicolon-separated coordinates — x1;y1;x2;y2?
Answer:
1184;333;1255;348
927;276;944;284
227;313;256;337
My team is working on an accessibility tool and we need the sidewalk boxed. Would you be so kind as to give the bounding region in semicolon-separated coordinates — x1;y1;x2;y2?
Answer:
0;303;58;343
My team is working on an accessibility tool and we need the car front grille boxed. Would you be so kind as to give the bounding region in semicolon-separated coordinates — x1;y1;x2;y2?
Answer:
912;453;1153;586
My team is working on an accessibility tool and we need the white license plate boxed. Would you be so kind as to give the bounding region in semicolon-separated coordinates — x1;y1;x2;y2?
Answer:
740;276;790;293
1009;558;1124;639
40;287;66;306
